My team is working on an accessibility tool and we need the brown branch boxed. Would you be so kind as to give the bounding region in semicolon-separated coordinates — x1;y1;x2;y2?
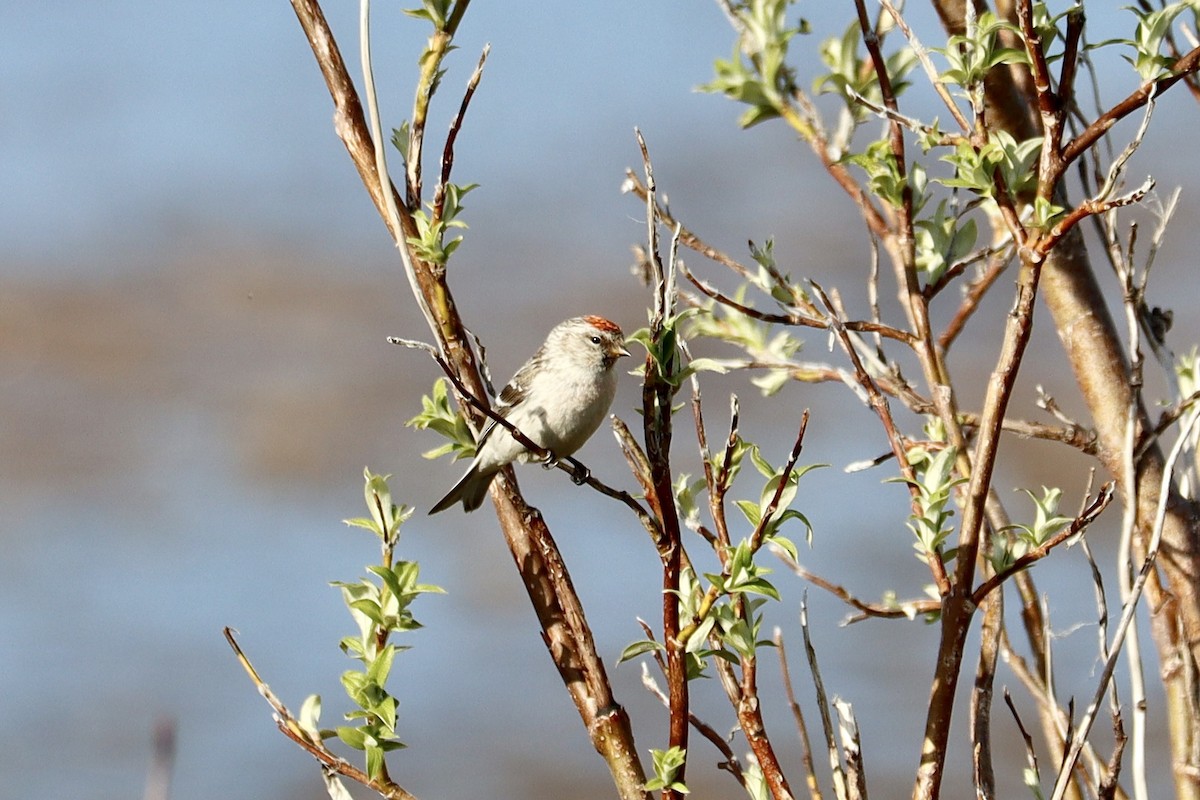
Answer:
635;621;747;786
1143;389;1200;454
1016;0;1067;196
915;245;1047;800
970;574;1001;799
634;131;689;800
1028;179;1155;262
811;280;949;596
937;247;1014;351
1057;7;1085;145
801;597;849;798
1003;690;1044;796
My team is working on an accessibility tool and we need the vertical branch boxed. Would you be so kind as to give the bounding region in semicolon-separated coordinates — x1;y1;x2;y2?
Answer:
971;583;1001;799
405;0;472;206
635;129;689;798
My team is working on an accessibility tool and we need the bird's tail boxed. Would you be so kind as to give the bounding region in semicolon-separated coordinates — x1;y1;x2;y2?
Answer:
429;464;495;514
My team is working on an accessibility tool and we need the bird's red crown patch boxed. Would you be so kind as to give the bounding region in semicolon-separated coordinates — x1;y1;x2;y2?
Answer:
583;315;621;334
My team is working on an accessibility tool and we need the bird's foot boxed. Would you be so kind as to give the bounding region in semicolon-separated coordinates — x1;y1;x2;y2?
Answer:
566;457;590;485
541;451;561;470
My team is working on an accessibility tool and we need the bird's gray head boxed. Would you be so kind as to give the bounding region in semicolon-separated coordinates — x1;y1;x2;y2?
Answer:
551;315;631;371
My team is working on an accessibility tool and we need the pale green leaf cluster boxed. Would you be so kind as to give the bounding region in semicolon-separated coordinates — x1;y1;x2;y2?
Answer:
624;441;822;674
816;21;917;121
669;567;734;676
898;446;965;561
732;443;822;550
699;0;809;128
936;131;1043;200
687;299;803;396
707;593;772;661
628;310;698;390
914;199;978;284
674;473;709;533
748;239;807;307
406;378;477;461
345;469;415;545
845;139;922;210
1121;3;1193;81
408;182;478;265
402;0;454;29
937;10;1029;89
645;746;690;794
302;470;444;781
992;487;1072;571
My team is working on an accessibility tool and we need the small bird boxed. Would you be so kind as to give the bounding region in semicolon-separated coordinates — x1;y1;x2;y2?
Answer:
430;315;631;513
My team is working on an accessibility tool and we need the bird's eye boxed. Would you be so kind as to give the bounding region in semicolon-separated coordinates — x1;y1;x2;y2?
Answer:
591;335;602;345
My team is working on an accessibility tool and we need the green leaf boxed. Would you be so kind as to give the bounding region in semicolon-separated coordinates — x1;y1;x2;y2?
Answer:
341;669;369;701
367;644;397;686
683;615;717;654
734;498;762;527
336;725;368;751
618;639;665;663
407;379;478;461
373;694;398;735
350;598;385;626
390;121;410;161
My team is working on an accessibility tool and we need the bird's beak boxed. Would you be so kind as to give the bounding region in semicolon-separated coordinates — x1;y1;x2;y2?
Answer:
613;342;632;359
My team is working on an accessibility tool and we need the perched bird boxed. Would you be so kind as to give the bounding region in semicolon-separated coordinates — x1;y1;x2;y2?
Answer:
430;315;630;513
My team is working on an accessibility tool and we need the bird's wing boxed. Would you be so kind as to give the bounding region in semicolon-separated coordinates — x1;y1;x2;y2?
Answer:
473;346;541;450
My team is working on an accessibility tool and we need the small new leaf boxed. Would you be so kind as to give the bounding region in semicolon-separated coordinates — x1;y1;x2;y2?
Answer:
618;639;665;664
645;746;690;794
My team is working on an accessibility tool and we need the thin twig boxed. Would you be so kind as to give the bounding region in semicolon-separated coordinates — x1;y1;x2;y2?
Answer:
801;596;848;800
359;0;439;343
748;410;810;552
635;129;690;800
680;262;917;345
1003;690;1043;797
774;629;823;800
432;45;490;224
877;0;971;132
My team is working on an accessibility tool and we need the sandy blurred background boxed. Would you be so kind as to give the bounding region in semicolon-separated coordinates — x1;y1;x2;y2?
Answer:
4;3;1200;799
